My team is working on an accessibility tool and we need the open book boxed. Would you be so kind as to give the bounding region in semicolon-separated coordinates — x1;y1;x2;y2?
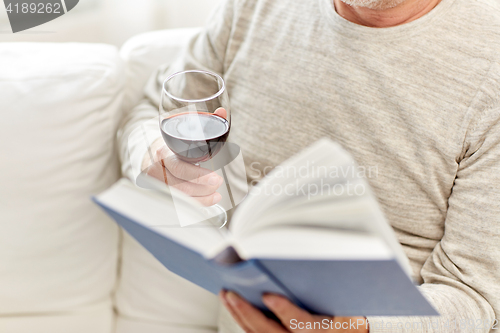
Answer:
94;138;437;316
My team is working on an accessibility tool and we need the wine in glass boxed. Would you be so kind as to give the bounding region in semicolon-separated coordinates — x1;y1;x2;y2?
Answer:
160;70;231;227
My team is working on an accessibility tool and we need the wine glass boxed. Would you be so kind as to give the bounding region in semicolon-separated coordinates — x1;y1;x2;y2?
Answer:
159;70;231;228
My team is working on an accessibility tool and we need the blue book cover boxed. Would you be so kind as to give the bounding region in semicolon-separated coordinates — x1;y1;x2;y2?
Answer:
93;182;437;316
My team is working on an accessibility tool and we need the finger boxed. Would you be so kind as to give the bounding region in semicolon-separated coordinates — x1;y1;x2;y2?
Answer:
214;107;227;119
164;171;222;197
141;137;166;172
145;161;169;184
161;168;222;205
262;294;317;332
226;292;288;333
157;146;223;185
172;180;222;198
146;162;222;206
191;192;222;206
220;291;252;332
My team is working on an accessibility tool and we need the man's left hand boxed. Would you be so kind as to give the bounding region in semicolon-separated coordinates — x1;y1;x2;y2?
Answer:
220;291;369;333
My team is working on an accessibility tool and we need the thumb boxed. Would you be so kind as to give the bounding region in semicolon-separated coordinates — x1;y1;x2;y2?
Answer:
214;107;227;119
263;294;317;331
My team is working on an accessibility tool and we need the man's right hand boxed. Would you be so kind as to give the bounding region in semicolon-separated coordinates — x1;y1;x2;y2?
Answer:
141;139;223;206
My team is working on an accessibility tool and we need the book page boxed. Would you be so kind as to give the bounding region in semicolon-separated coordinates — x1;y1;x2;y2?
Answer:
241;194;376;235
231;138;356;234
230;138;413;276
234;226;393;261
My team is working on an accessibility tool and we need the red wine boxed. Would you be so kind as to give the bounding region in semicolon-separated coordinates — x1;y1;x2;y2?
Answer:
161;112;230;163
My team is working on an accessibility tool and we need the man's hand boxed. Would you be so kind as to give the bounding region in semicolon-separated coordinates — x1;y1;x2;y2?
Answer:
220;291;369;333
141;107;228;206
141;138;223;206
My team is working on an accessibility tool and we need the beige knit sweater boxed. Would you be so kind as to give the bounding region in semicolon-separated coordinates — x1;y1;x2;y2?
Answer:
118;0;500;331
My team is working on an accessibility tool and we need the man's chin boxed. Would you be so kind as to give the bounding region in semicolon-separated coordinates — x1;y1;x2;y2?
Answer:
339;0;407;10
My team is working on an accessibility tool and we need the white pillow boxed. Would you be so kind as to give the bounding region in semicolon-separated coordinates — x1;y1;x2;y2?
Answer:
0;42;124;333
116;28;219;333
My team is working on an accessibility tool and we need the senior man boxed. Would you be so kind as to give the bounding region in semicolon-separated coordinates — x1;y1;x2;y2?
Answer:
119;0;500;331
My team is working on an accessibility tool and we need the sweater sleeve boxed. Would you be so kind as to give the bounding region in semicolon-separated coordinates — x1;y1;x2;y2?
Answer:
367;70;500;333
117;0;236;181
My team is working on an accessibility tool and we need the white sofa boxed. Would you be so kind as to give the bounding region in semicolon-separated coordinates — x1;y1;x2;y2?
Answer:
0;28;221;333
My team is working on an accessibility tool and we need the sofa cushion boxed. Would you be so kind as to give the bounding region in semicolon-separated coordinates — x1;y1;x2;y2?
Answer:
0;42;123;333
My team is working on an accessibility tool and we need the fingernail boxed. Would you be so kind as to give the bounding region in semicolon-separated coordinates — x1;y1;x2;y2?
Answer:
226;292;239;307
208;175;221;186
212;193;222;205
263;294;279;308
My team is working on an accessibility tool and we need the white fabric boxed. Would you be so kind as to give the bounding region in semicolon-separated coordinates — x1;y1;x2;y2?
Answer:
114;234;219;332
116;316;218;333
0;43;123;333
0;302;115;333
115;28;219;333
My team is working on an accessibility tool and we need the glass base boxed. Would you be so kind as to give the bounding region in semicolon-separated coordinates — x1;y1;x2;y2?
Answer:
200;204;227;229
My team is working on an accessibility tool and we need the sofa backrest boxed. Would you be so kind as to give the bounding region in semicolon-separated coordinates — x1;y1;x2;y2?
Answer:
120;27;201;114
